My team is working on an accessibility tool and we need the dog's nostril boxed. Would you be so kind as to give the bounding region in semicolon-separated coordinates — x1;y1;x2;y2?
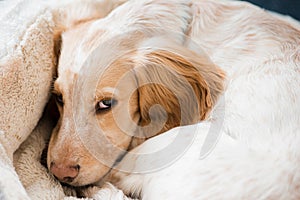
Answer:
73;164;80;171
63;176;75;183
50;162;80;182
50;161;55;168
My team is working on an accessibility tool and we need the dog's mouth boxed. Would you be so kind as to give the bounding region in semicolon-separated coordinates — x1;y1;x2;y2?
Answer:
60;181;95;198
43;144;128;188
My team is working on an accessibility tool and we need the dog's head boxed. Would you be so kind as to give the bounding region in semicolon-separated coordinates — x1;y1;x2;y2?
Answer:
47;3;225;187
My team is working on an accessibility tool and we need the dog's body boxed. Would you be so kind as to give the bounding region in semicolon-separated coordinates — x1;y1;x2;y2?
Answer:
48;0;300;199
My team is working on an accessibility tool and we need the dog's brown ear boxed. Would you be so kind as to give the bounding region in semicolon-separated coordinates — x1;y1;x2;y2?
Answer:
52;24;66;81
134;47;225;138
53;27;64;66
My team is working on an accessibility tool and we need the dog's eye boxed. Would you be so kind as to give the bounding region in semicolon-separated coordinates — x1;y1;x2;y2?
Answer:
54;94;64;106
96;99;116;112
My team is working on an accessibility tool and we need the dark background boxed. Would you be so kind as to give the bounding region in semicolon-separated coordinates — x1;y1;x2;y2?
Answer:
243;0;300;21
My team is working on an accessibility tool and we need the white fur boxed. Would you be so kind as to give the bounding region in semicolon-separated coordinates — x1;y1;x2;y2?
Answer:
101;0;300;199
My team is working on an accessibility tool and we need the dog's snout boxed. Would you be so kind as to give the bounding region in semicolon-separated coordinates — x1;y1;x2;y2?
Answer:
50;161;80;183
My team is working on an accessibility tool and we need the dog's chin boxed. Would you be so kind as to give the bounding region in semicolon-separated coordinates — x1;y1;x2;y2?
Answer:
60;177;99;188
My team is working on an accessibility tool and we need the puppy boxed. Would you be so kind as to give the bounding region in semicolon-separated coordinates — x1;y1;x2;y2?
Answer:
48;0;300;199
48;0;224;187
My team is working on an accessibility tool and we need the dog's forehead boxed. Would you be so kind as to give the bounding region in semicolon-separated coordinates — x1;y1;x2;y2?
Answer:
58;20;142;74
56;29;140;100
58;22;109;75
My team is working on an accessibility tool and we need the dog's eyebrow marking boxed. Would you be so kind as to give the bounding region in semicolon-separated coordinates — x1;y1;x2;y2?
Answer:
100;87;119;96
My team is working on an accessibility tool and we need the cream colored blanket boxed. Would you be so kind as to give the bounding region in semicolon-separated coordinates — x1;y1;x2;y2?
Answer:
0;0;131;199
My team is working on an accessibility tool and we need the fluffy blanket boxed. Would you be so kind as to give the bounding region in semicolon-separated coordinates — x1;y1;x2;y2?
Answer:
0;0;131;199
0;0;55;199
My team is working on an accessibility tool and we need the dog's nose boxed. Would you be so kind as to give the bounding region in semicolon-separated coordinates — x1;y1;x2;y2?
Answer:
50;162;80;183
